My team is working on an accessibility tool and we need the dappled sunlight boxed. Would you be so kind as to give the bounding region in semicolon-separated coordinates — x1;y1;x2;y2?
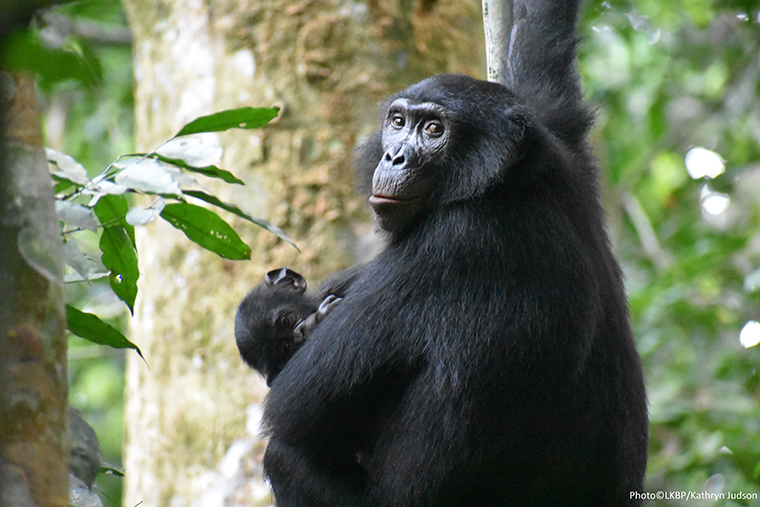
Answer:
685;147;725;180
739;321;760;348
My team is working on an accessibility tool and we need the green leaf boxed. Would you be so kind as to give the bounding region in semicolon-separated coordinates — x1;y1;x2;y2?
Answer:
93;195;139;314
99;225;139;314
183;190;299;251
63;239;105;282
93;194;135;246
1;31;101;86
154;137;222;167
174;107;279;137
154;155;244;185
56;200;99;232
113;156;182;196
159;202;251;260
66;305;144;360
52;178;77;194
46;148;90;186
126;198;165;226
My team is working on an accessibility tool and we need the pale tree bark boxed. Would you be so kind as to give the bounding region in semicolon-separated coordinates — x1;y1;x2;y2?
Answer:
120;0;483;505
0;72;68;507
481;0;513;84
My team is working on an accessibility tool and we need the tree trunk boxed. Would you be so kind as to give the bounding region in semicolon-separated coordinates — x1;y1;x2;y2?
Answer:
120;0;483;505
0;72;68;507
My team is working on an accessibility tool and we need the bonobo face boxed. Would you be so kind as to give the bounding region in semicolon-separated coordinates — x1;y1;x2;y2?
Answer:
365;75;530;236
369;98;450;233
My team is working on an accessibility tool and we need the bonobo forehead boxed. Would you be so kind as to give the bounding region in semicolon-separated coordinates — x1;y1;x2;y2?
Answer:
392;74;516;113
386;98;447;121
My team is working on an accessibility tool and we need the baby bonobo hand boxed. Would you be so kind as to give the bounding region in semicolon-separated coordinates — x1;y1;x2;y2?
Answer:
294;294;343;340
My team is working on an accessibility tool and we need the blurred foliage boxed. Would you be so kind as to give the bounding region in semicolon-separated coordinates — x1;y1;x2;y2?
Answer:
4;0;760;505
581;0;760;503
34;0;134;172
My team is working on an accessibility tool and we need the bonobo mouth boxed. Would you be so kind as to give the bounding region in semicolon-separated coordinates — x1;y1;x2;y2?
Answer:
368;194;427;233
368;194;419;207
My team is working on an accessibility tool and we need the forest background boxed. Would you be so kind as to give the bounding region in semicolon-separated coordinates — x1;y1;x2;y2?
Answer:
2;0;760;505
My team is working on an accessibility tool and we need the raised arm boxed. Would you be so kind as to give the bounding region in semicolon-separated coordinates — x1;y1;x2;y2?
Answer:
504;0;594;147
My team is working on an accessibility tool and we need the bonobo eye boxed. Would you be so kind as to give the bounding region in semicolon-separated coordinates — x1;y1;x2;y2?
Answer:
275;312;296;330
281;341;293;355
424;120;444;137
390;114;405;129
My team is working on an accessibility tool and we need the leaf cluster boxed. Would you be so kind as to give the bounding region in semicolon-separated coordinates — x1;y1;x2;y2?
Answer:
51;107;285;358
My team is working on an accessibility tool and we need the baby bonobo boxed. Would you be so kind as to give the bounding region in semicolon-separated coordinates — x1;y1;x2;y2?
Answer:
234;267;359;386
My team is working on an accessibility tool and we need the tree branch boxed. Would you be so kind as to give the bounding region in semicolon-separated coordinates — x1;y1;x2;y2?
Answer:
482;0;513;85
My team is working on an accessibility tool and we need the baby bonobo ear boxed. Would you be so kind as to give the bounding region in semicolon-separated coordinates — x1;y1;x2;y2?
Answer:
264;267;307;294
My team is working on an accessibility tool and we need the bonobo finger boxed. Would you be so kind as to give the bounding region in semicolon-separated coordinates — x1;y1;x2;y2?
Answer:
317;295;343;317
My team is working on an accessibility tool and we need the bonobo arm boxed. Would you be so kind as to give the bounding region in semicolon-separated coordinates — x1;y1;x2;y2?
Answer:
263;439;367;507
318;263;364;299
505;0;593;147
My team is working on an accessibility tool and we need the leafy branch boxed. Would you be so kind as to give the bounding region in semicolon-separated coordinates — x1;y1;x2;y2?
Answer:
50;106;287;356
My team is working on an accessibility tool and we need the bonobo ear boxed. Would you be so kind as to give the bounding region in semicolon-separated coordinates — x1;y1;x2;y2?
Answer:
264;268;307;293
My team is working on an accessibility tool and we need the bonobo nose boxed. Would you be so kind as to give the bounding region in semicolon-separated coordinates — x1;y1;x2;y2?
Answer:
384;144;406;166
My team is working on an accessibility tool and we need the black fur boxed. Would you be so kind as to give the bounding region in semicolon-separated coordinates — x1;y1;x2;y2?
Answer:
259;0;647;505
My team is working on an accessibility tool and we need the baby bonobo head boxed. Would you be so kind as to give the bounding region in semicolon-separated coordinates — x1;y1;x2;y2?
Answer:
234;268;341;385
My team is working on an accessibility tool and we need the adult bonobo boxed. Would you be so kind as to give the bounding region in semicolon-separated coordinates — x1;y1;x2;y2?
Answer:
259;0;648;505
